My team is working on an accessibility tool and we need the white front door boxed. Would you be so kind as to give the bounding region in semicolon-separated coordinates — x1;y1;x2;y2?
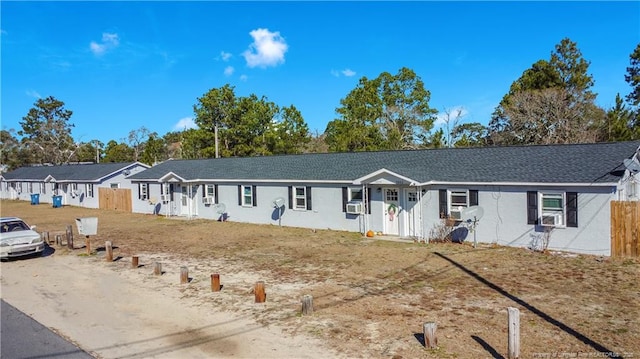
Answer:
384;188;400;235
404;189;421;238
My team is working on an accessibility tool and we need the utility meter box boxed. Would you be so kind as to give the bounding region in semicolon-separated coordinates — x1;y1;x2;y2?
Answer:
75;217;98;236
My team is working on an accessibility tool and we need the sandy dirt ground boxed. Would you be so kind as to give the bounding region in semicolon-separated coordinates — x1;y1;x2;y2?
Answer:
1;251;338;359
1;200;639;359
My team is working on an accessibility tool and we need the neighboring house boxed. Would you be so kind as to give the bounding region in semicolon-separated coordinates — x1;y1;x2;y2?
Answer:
0;162;150;209
125;141;640;256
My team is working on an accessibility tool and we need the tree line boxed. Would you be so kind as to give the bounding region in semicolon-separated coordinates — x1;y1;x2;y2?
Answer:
2;38;639;171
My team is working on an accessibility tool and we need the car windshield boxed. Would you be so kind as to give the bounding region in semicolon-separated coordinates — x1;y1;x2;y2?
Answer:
1;220;30;233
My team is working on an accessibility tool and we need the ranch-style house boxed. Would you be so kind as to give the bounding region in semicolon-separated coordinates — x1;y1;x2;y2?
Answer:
2;141;639;256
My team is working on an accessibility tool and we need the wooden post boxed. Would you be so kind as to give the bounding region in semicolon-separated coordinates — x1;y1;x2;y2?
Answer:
42;232;50;244
254;281;266;303
180;266;189;284
211;274;221;292
508;307;520;359
131;256;139;268
154;262;162;275
301;295;314;316
423;322;437;349
85;236;91;255
105;241;113;262
66;225;74;250
55;234;62;246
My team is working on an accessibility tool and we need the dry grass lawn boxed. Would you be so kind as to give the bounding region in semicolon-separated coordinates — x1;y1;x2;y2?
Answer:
2;200;639;358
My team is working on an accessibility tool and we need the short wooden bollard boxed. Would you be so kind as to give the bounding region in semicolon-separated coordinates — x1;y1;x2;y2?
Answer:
507;307;520;359
254;281;266;303
423;322;437;349
301;295;314;316
154;262;162;275
105;241;113;262
66;225;74;249
85;237;91;255
131;256;139;268
42;232;50;244
211;274;221;292
180;266;189;284
55;234;62;246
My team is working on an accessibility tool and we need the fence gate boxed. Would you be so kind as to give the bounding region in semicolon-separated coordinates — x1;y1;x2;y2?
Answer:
611;201;640;257
99;188;132;212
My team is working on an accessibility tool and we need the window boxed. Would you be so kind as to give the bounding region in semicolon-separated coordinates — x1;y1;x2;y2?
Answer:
526;191;578;227
139;183;149;200
41;183;46;194
85;184;94;197
540;192;564;226
205;184;215;198
288;186;311;210
349;188;363;201
53;183;59;195
28;182;33;193
71;183;78;192
239;185;256;207
408;191;417;202
18;183;23;193
439;189;479;219
294;186;307;210
342;187;370;214
110;183;120;189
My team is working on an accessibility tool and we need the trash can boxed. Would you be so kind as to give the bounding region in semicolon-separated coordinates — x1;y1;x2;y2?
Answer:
30;193;40;205
52;195;62;208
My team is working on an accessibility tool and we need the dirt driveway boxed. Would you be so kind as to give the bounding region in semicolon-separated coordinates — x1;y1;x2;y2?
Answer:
1;200;638;358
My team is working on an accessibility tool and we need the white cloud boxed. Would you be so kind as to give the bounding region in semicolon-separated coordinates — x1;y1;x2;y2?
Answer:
173;117;197;131
342;69;356;77
220;51;232;61
90;32;120;56
242;28;288;68
239;74;248;82
224;66;235;76
1;29;7;36
435;107;468;127
26;89;41;99
331;68;356;77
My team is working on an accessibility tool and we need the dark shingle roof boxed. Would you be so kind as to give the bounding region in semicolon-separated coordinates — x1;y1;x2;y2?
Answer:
2;162;140;182
115;141;640;185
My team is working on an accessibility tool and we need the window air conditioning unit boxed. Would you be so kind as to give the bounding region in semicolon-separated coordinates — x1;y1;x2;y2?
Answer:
203;196;215;205
541;213;562;226
346;201;363;214
160;194;170;203
449;210;462;220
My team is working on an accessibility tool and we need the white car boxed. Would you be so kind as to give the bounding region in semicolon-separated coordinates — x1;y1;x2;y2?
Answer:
0;217;45;259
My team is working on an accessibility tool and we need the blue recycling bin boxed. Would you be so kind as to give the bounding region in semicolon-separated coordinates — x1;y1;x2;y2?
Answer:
30;193;40;205
52;195;62;208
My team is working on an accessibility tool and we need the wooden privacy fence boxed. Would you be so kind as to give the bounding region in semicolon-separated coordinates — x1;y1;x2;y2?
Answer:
99;188;132;212
611;200;640;257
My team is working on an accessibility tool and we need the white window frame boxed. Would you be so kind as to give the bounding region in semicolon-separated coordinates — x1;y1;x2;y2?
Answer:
449;189;469;219
71;183;78;192
140;183;149;200
348;187;363;202
205;184;216;199
85;184;94;197
110;183;120;189
241;185;253;207
539;191;565;227
293;186;307;210
28;182;33;193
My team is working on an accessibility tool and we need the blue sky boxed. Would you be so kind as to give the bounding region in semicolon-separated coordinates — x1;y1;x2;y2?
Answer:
2;1;639;145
